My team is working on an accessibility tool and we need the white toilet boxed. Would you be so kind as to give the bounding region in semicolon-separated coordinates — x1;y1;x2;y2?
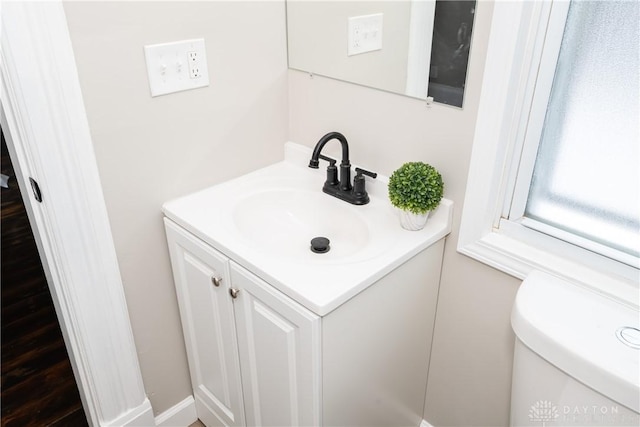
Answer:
510;271;640;426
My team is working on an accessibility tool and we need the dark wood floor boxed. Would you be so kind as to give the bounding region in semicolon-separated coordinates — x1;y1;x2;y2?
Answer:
1;131;88;426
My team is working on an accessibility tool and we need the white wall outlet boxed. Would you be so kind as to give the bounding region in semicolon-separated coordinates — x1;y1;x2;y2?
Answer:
187;51;202;78
144;38;209;97
348;13;383;56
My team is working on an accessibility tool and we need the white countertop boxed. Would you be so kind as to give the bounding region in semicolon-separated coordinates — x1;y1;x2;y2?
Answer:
163;142;453;316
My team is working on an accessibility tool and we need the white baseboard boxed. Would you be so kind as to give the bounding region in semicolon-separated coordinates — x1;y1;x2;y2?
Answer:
155;396;198;427
106;398;155;426
153;395;429;427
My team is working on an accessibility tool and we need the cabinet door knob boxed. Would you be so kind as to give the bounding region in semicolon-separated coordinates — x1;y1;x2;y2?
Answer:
211;276;222;287
229;288;239;299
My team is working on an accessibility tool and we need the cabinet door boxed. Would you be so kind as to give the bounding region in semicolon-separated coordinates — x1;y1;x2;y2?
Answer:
230;262;321;427
165;220;245;427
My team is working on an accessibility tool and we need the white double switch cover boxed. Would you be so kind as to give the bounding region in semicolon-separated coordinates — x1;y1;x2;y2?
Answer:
144;38;209;97
348;13;383;56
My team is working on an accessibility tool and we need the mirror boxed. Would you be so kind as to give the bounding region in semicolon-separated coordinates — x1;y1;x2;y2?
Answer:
286;0;476;108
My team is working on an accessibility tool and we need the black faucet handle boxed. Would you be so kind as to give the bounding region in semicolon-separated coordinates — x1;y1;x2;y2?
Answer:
352;167;376;204
320;155;339;186
319;154;337;166
355;167;377;179
309;154;337;168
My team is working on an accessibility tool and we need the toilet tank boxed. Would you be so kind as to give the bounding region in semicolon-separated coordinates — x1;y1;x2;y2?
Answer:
510;271;639;426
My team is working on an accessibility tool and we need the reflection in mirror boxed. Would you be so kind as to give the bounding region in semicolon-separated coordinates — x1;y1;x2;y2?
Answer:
286;0;476;108
428;1;476;107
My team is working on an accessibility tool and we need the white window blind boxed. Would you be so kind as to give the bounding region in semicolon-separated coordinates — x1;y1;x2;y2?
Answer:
521;0;639;264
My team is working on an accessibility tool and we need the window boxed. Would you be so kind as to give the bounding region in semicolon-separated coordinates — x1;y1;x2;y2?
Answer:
458;0;639;305
506;1;639;266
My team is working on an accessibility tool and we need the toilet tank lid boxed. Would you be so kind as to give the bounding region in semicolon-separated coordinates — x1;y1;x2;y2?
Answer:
512;271;639;413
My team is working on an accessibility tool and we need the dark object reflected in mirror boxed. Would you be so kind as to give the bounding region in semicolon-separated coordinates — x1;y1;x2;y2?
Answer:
428;1;476;107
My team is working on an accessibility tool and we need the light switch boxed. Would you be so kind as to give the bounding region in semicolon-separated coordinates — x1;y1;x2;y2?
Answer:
144;38;209;97
348;13;383;56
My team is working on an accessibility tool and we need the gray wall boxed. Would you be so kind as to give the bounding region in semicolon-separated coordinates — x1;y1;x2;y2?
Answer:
65;1;521;425
63;0;289;415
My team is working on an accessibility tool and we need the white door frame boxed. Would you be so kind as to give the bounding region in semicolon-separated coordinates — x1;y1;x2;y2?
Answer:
1;2;154;425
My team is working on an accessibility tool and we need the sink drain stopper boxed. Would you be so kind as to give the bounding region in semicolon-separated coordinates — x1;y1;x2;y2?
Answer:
310;237;330;254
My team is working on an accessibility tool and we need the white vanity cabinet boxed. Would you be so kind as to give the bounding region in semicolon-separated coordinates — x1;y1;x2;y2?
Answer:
165;220;320;427
165;217;446;427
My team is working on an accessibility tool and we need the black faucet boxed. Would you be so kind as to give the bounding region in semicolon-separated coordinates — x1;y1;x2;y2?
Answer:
308;132;377;205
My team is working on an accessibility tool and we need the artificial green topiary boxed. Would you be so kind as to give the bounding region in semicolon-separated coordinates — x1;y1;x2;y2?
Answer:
388;162;444;215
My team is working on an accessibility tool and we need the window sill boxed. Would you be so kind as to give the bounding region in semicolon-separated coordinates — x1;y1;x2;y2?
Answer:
458;230;639;309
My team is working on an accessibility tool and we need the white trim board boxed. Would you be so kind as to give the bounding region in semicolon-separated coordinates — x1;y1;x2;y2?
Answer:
405;0;436;99
154;396;198;427
1;2;154;425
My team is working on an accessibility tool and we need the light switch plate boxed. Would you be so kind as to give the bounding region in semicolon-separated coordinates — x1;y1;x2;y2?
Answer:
144;38;209;97
348;13;383;56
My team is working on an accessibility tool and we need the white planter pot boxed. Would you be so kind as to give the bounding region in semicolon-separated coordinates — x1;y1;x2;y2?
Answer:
398;209;429;231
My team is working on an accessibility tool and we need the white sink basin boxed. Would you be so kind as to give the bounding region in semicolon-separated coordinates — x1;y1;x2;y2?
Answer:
233;189;370;260
163;142;453;315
